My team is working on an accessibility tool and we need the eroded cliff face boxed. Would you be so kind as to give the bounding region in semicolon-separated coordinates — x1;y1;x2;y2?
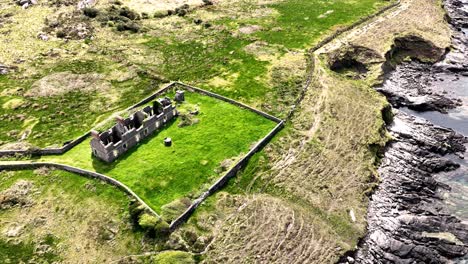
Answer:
343;0;468;263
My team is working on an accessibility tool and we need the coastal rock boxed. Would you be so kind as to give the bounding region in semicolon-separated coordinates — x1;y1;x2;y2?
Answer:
347;111;468;264
340;0;468;262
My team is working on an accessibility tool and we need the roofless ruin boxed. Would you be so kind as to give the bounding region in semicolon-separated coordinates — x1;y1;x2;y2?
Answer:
90;91;185;162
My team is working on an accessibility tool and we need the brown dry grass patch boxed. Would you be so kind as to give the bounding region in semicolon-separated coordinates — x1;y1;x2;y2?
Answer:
25;72;111;97
203;193;340;264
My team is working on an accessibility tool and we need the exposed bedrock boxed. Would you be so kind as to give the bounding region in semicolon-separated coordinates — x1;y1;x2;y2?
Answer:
345;111;468;264
383;35;448;68
376;62;463;113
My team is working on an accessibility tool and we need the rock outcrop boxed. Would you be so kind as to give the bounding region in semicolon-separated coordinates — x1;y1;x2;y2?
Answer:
349;111;468;263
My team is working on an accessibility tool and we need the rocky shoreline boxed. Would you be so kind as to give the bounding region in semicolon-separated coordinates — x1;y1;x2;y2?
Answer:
348;111;468;263
341;0;468;263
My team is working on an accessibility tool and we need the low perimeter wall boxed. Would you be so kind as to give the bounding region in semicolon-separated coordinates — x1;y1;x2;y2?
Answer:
0;162;159;217
175;82;282;123
0;82;285;230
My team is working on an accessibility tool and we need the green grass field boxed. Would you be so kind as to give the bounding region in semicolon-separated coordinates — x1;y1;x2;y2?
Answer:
41;91;276;213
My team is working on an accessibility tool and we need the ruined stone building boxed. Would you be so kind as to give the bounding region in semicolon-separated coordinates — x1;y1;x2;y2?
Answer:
90;96;180;162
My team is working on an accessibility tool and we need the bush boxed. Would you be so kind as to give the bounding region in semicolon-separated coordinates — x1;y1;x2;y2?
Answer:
161;198;192;222
119;7;140;20
138;213;159;229
116;22;140;33
56;30;66;38
129;200;145;223
138;213;170;237
83;7;99;18
177;9;187;17
154;220;170;236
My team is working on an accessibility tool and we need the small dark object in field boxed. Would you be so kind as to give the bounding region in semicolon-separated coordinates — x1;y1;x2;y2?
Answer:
164;137;172;147
194;19;203;25
202;0;213;5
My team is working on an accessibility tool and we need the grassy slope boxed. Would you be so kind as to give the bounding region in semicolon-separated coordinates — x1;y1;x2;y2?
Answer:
144;0;390;109
0;0;388;148
0;59;162;148
41;91;276;212
0;169;146;262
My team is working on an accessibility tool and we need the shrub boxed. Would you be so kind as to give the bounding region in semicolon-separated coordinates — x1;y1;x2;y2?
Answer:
177;9;187;17
83;7;99;18
161;198;191;222
154;220;170;236
116;22;140;33
138;213;159;229
129;200;145;223
56;30;66;38
138;213;170;237
119;7;140;20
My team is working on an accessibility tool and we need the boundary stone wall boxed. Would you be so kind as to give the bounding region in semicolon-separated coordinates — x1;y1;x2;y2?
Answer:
0;82;284;228
0;162;159;216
